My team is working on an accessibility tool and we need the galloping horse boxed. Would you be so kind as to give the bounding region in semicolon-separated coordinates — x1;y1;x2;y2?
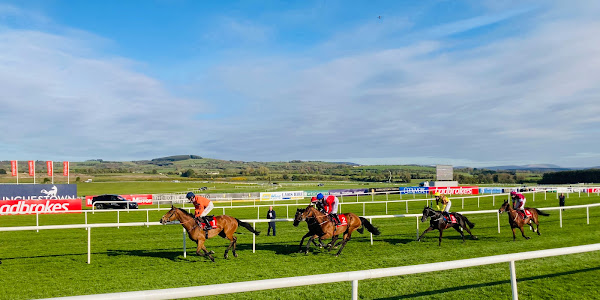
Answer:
293;205;380;256
417;206;477;246
498;200;549;241
160;206;260;261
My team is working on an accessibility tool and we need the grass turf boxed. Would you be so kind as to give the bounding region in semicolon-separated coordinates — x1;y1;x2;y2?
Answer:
0;193;599;299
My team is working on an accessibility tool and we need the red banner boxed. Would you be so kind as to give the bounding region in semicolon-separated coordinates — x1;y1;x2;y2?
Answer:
588;188;600;193
0;199;82;215
85;194;153;207
429;186;479;195
10;160;17;177
63;161;69;176
46;161;53;176
28;160;35;176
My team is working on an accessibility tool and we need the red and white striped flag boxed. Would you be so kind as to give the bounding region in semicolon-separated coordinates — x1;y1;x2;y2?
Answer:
10;160;17;177
46;161;53;176
28;160;35;176
63;161;69;176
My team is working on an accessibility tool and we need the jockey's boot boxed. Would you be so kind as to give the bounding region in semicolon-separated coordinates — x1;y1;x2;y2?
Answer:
332;214;340;225
202;216;211;238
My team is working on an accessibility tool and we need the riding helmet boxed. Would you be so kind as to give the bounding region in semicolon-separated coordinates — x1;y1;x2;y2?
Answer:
434;192;441;197
186;192;195;199
316;193;324;200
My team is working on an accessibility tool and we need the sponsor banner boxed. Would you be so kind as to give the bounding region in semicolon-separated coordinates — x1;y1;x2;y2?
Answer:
0;199;82;215
304;190;329;197
368;187;400;193
399;187;429;194
0;184;77;200
588;188;600;193
429;186;479;195
557;187;574;193
11;160;17;177
260;191;304;201
479;187;504;194
28;160;35;176
329;189;368;196
85;194;154;207
46;161;53;176
63;161;69;176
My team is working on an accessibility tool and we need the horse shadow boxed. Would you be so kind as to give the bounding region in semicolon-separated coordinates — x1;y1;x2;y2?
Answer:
106;249;184;261
382;238;415;245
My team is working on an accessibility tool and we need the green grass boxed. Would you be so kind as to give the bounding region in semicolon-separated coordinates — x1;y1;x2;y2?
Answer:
0;192;599;299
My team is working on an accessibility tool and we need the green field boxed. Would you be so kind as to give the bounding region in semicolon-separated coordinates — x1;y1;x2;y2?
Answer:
1;186;599;299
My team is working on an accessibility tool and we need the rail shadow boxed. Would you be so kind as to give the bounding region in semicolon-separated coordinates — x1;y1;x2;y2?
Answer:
374;266;600;299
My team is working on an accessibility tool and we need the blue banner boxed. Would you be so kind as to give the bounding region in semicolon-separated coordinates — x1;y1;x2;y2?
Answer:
479;187;504;194
0;184;77;200
399;187;429;194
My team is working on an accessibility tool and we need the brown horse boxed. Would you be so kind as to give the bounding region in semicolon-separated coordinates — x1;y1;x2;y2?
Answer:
498;200;549;240
159;206;260;261
294;205;380;256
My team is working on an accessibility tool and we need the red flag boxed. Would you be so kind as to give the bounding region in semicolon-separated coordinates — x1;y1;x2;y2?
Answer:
10;160;17;177
28;160;35;176
63;161;69;176
46;161;53;176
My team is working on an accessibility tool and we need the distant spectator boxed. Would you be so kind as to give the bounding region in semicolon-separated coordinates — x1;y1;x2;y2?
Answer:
266;206;276;236
559;193;565;210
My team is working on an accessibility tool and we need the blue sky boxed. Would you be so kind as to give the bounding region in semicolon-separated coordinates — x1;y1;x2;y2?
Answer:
1;0;599;167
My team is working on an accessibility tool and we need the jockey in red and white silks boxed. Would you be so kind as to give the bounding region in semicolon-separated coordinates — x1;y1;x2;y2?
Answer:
511;191;527;217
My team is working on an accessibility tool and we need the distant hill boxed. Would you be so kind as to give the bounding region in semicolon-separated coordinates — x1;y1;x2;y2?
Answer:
482;164;572;171
151;155;203;162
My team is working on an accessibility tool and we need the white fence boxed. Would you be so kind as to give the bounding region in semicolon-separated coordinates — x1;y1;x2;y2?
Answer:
1;203;598;264
38;243;600;300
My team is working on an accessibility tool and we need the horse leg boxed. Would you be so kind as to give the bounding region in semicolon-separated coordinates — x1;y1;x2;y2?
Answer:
305;236;316;254
196;241;215;262
334;233;352;257
519;226;530;240
511;227;517;241
438;229;444;246
327;235;339;251
224;235;236;259
417;227;434;241
298;232;312;252
453;225;466;242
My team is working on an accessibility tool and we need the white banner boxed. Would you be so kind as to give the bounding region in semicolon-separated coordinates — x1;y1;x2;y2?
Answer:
260;191;304;201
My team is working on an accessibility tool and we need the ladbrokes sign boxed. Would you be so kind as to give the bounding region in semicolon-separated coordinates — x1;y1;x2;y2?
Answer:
0;199;82;214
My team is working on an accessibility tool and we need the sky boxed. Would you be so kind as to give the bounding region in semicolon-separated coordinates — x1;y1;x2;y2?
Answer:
0;0;599;167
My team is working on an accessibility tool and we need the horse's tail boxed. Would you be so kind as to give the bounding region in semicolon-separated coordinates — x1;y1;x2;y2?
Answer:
359;217;381;236
235;218;261;235
534;208;550;216
458;214;475;229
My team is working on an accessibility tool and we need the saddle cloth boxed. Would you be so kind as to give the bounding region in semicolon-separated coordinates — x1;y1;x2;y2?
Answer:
200;216;218;229
519;210;533;219
335;214;348;227
444;214;458;224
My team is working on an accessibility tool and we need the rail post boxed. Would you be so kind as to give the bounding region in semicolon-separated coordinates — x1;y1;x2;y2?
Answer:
477;196;480;208
416;216;420;239
352;280;359;300
587;207;589;224
252;222;256;253
146;210;149;226
510;260;518;300
87;227;91;264
369;218;373;245
462;198;464;209
559;209;563;228
183;227;187;258
385;202;388;214
117;211;120;229
36;212;39;232
497;211;501;233
405;201;408;213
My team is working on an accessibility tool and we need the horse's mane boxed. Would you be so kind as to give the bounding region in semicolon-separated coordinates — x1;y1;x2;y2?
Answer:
176;207;195;218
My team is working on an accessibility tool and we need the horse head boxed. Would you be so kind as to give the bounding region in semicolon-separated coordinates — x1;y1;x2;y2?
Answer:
293;208;306;227
498;200;510;214
160;206;180;224
421;206;436;222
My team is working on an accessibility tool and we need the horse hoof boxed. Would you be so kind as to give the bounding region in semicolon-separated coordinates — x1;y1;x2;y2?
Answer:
224;254;228;259
209;251;215;255
233;253;238;258
525;237;531;240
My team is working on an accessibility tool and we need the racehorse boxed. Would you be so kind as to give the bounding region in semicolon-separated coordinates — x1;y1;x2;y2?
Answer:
417;206;477;246
160;206;260;261
498;200;549;241
293;205;380;256
293;208;326;251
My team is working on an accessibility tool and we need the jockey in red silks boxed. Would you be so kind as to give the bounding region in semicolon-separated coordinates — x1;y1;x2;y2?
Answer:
316;193;341;225
511;191;528;220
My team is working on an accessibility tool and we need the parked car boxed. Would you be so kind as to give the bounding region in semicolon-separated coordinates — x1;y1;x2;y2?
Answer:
91;194;138;209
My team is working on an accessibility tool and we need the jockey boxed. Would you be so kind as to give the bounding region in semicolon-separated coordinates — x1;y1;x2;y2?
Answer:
186;192;214;236
434;192;452;221
316;193;341;225
511;191;527;219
